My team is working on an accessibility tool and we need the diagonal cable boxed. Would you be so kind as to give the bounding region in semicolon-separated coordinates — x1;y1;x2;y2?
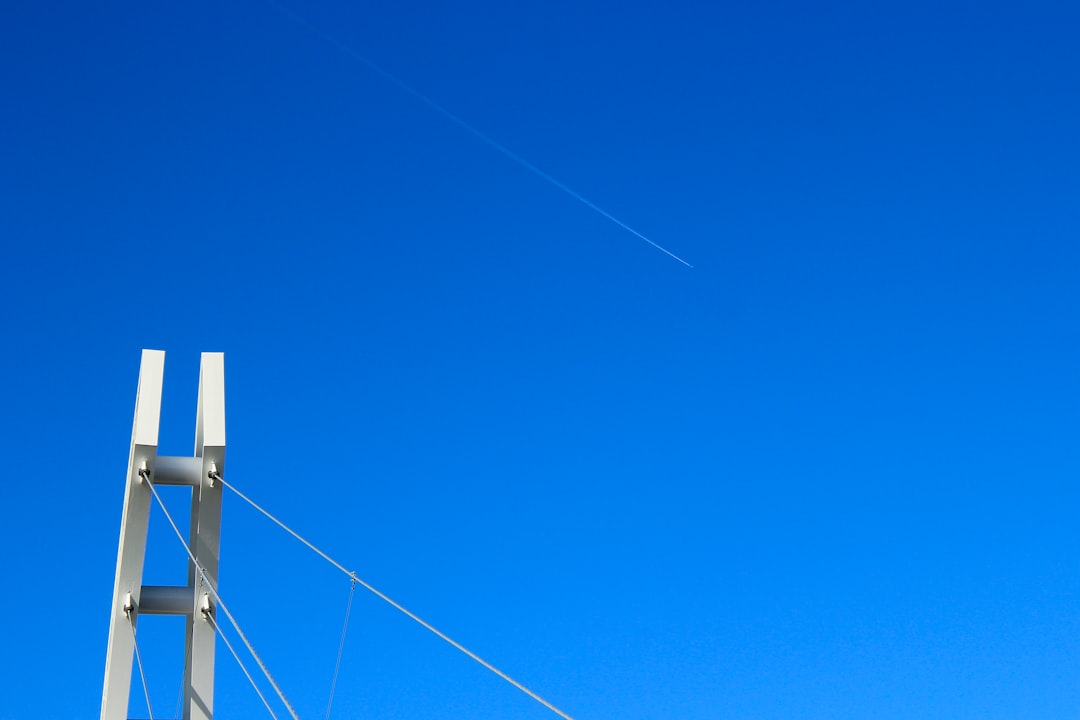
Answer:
208;613;280;720
172;672;185;720
142;472;300;720
129;618;155;720
217;474;576;720
325;578;356;720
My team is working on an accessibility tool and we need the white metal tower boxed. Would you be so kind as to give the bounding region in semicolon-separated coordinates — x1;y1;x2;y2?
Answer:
101;349;226;720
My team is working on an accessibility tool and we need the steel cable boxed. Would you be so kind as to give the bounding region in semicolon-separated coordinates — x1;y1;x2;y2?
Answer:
142;472;300;720
218;474;577;720
129;618;155;720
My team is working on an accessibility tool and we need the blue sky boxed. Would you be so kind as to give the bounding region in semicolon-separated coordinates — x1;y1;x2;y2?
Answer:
2;0;1079;718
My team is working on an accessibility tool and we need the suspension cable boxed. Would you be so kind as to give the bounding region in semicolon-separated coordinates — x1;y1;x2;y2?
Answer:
129;616;155;720
142;472;300;720
217;474;576;720
325;578;356;720
208;613;280;720
172;673;185;720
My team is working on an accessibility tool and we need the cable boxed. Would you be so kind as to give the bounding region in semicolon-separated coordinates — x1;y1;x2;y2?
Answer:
142;472;301;720
172;674;185;720
212;593;301;720
218;475;577;720
129;616;155;720
325;578;356;720
217;475;354;576
208;613;280;720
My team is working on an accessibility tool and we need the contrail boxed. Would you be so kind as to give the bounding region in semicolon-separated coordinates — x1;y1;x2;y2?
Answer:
265;0;693;268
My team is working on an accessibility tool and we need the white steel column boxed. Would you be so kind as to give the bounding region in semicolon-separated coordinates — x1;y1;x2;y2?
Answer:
101;349;165;720
183;352;226;720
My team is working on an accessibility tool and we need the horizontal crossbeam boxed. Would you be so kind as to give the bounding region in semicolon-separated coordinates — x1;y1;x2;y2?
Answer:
140;585;196;616
153;456;203;486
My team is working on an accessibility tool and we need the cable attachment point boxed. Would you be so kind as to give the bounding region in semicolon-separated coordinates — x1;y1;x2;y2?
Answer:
123;592;136;618
208;462;221;487
137;461;150;483
199;593;213;619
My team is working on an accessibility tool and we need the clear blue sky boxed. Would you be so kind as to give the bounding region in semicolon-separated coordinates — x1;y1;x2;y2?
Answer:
2;0;1079;718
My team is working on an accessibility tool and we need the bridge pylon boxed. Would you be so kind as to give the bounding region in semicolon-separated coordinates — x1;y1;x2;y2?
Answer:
101;349;226;720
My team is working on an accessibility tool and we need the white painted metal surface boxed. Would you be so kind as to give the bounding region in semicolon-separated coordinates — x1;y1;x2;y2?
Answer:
184;352;226;720
101;349;164;720
101;351;226;720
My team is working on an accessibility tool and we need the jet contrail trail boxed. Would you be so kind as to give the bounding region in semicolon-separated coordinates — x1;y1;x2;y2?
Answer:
265;0;693;268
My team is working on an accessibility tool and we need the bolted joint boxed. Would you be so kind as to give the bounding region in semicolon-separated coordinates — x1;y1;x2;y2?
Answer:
199;593;214;619
208;461;221;487
137;460;150;483
122;592;136;618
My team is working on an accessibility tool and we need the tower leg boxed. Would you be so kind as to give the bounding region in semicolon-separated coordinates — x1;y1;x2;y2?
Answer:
101;350;164;720
183;352;226;720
